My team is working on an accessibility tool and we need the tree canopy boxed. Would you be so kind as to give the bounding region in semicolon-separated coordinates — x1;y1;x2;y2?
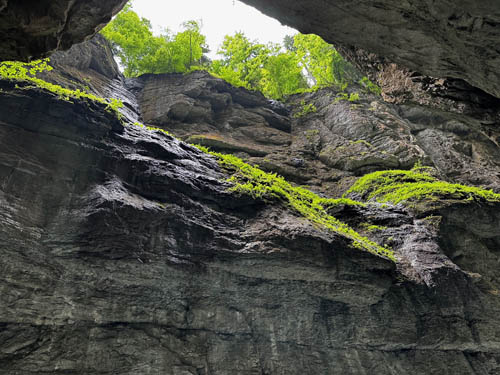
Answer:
101;5;369;99
101;4;208;77
210;32;308;99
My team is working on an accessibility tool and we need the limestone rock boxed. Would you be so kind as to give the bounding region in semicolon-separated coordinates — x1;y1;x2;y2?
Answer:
337;45;500;120
135;71;292;157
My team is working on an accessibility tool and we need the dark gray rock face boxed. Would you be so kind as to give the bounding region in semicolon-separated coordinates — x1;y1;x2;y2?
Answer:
1;36;500;374
134;71;291;157
336;45;500;122
2;78;500;374
286;88;500;195
47;34;121;81
240;0;500;99
0;0;127;61
134;69;500;196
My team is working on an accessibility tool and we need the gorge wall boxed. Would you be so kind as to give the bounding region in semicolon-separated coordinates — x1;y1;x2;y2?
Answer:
1;34;500;374
1;1;500;374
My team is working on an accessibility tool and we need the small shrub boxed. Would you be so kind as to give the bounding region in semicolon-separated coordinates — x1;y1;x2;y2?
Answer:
360;76;382;95
333;92;360;103
293;100;317;118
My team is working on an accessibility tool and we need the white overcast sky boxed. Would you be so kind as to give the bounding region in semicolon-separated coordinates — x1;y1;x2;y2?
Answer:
130;0;297;58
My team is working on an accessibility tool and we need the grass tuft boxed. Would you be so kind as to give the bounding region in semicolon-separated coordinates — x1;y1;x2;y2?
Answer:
131;122;173;136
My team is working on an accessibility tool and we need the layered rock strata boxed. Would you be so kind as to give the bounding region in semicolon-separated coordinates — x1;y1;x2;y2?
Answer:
1;36;500;374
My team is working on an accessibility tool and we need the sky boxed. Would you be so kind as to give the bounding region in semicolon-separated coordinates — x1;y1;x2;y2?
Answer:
130;0;297;59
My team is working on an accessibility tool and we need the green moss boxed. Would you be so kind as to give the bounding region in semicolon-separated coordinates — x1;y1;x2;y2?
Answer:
333;92;360;103
131;122;173;136
346;166;500;206
0;59;124;119
359;223;388;232
186;134;266;156
293;100;317;118
320;198;366;208
192;144;211;153
192;148;394;261
348;92;360;102
350;139;374;148
359;76;382;96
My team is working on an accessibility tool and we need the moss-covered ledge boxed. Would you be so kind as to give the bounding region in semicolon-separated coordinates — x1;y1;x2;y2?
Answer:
192;144;395;262
0;59;124;119
345;165;500;212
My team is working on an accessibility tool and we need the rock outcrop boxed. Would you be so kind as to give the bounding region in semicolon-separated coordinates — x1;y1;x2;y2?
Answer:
1;36;500;374
131;70;500;197
240;0;500;99
336;45;500;122
0;0;127;61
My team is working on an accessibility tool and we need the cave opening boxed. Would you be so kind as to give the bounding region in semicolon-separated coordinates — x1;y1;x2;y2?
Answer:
100;0;363;101
2;1;500;373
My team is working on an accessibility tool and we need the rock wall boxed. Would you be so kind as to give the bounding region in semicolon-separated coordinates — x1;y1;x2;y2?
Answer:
336;45;500;122
1;36;500;374
133;69;500;197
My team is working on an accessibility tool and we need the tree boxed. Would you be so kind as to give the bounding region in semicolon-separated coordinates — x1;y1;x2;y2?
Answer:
293;33;360;88
260;52;308;99
176;20;209;69
210;32;307;99
283;35;296;52
212;32;270;89
100;5;207;77
100;5;367;99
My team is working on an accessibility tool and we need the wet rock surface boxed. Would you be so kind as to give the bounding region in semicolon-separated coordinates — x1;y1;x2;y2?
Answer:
1;37;500;374
2;0;500;102
134;76;500;197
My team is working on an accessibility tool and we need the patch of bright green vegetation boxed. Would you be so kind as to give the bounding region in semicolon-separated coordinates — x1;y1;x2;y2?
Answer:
102;6;359;100
131;122;173;136
0;59;124;118
321;198;366;208
333;92;360;103
190;145;394;261
359;76;382;96
350;139;374;148
346;165;500;205
293;100;317;118
360;223;388;232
